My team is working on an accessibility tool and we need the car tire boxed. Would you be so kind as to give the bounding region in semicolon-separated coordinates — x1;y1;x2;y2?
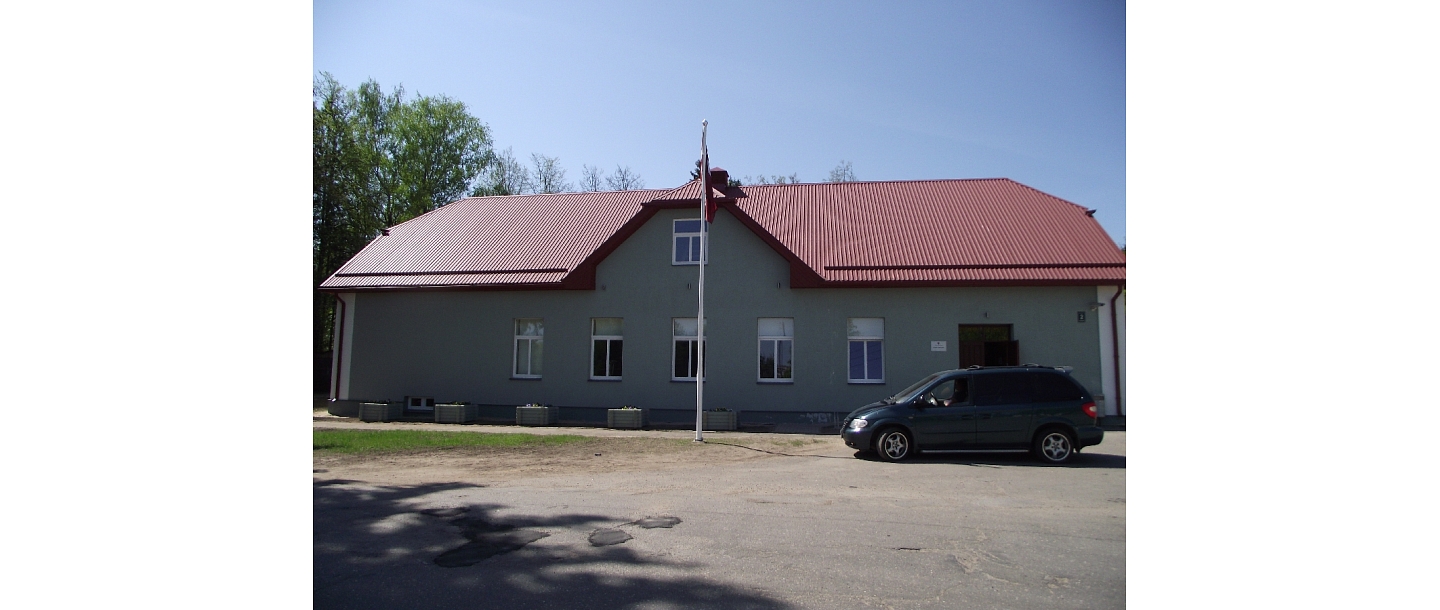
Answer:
1033;428;1076;464
874;428;913;462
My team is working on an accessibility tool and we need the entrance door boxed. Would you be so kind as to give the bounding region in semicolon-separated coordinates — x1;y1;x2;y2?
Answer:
958;324;1018;368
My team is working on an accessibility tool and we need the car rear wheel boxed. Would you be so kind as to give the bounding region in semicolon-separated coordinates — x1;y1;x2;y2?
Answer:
874;428;913;462
1033;429;1075;464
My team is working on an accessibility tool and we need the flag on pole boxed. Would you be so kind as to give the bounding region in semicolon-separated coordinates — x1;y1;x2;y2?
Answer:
700;136;716;222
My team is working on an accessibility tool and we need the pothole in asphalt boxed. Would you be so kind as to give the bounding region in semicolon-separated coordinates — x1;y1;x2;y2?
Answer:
629;516;682;529
434;516;549;568
420;507;469;518
588;529;632;546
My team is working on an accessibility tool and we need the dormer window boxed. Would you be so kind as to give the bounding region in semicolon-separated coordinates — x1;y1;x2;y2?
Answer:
672;219;707;265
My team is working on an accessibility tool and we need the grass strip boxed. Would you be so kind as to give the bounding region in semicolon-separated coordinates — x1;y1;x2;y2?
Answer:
314;429;587;453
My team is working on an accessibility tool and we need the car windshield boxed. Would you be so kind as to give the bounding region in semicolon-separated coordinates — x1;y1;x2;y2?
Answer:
886;372;945;403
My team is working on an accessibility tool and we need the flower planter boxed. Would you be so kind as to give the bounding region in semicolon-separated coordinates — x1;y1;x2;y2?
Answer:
702;410;737;431
515;405;558;426
435;403;479;424
358;402;404;422
606;409;647;429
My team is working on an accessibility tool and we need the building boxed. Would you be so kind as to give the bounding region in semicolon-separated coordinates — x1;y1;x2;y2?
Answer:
320;170;1126;427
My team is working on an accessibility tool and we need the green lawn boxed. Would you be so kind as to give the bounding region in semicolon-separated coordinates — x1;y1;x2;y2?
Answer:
314;429;588;453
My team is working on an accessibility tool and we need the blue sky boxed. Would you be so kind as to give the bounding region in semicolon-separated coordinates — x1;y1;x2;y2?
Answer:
315;0;1125;246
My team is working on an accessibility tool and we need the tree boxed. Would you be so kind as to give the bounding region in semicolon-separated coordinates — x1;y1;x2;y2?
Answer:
313;74;495;356
605;165;645;190
827;160;856;183
531;153;572;193
579;164;604;191
473;147;532;196
389;95;493;214
745;173;800;185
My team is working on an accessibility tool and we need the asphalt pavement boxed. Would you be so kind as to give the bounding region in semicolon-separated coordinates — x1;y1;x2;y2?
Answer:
314;427;1125;609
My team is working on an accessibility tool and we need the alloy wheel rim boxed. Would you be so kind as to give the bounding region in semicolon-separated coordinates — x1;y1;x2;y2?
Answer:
883;433;907;458
1043;434;1070;460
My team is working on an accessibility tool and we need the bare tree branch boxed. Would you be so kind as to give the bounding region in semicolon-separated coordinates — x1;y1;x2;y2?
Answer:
605;165;645;190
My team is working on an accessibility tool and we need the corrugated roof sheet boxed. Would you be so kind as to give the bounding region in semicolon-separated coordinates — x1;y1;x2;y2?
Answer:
320;189;665;290
730;178;1124;284
320;178;1123;291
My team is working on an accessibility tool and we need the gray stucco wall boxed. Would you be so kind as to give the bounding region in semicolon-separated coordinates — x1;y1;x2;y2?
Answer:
345;207;1106;413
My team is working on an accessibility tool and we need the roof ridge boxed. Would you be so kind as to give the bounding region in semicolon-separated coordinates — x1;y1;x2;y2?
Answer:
737;177;1013;188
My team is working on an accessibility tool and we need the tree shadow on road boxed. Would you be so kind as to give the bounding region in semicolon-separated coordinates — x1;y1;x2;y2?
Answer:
314;478;793;610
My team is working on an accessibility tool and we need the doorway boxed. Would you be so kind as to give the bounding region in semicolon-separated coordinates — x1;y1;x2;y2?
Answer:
958;324;1018;367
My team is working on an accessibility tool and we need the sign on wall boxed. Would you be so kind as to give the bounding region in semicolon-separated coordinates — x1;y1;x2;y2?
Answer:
931;341;947;352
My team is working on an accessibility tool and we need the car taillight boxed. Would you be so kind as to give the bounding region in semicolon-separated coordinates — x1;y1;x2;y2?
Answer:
1081;401;1098;419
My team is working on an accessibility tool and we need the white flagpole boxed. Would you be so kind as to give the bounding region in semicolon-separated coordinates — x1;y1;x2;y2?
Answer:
695;120;708;443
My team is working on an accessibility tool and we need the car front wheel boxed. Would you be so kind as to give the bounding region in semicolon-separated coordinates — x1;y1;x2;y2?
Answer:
1033;429;1075;464
875;428;913;462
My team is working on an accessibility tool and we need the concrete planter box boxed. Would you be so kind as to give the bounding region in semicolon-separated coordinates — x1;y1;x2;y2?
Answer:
606;409;647;429
358;402;404;422
703;410;737;431
515;405;558;426
435;403;479;424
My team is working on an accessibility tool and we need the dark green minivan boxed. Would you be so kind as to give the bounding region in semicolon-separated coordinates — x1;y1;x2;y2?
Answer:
839;366;1104;463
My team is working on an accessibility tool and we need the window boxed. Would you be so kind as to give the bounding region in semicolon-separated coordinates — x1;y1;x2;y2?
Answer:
513;318;543;378
590;318;623;380
672;219;707;265
672;318;706;380
1027;372;1086;402
758;318;794;382
847;318;884;383
973;372;1031;406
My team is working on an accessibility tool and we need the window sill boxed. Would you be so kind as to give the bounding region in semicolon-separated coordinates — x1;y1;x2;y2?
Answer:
670;378;698;383
847;380;885;385
589;377;622;382
757;379;794;384
510;376;542;381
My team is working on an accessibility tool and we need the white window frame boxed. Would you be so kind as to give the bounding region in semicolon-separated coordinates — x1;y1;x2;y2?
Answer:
847;317;884;384
672;218;708;265
513;318;543;379
671;317;705;381
757;318;794;383
590;318;623;381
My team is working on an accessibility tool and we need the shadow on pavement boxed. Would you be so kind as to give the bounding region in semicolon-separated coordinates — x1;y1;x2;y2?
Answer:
314;478;793;610
849;450;1125;469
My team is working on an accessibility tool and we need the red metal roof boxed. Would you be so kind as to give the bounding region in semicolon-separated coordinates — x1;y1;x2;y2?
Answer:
319;178;1123;291
729;178;1124;286
320;189;666;291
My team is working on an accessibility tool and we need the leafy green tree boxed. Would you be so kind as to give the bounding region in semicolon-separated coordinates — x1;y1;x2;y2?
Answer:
313;74;494;357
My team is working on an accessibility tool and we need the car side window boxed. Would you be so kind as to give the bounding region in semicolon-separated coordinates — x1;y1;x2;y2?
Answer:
1028;372;1086;402
928;380;955;405
972;372;1031;405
